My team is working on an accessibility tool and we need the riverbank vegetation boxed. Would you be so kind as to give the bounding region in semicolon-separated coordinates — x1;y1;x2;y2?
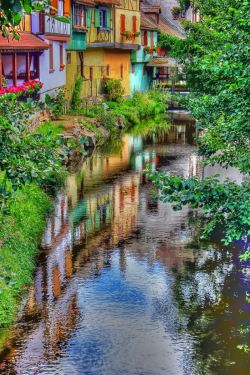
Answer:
150;0;250;254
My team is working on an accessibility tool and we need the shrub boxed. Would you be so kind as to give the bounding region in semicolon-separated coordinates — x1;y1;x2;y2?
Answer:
45;87;66;119
104;78;125;102
71;76;83;110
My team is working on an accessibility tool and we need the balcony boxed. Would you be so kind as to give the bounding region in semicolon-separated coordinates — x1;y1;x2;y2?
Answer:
32;13;70;40
44;15;70;36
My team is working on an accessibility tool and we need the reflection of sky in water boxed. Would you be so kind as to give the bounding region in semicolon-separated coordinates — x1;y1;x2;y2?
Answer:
36;254;194;375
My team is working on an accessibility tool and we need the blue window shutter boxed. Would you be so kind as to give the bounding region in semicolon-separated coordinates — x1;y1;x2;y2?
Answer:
94;8;101;27
86;8;92;28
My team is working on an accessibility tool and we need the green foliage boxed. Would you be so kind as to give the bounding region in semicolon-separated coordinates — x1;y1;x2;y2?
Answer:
104;78;125;102
71;76;83;110
107;90;168;127
81;120;103;143
0;184;51;326
154;0;250;245
0;100;66;206
147;170;250;244
45;87;66;119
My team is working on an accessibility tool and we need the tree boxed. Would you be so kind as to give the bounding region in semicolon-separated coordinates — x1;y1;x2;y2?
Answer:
150;0;250;251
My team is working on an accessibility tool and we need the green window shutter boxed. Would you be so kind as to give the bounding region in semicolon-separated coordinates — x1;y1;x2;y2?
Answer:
106;8;111;28
86;8;92;28
94;8;101;27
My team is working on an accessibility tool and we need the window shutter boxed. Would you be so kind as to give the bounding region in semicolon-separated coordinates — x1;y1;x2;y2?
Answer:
150;31;154;48
50;0;58;15
64;0;70;17
120;14;125;33
94;8;101;27
143;31;148;46
106;8;111;29
132;16;137;33
86;8;92;28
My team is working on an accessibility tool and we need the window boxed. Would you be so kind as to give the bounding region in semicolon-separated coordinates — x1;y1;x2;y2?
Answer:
49;42;54;72
143;31;148;46
100;9;107;28
58;0;64;16
74;3;86;28
67;52;71;64
59;43;64;70
143;66;146;76
106;64;110;76
120;64;123;79
132;64;135;74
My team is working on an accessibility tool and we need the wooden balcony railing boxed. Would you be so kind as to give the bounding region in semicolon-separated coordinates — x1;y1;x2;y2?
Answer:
44;15;70;35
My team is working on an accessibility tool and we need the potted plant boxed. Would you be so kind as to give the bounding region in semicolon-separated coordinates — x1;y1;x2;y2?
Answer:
144;46;151;53
171;6;182;19
133;31;140;37
120;31;133;41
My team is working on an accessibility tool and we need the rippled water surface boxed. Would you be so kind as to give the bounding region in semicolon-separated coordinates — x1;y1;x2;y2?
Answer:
0;114;249;375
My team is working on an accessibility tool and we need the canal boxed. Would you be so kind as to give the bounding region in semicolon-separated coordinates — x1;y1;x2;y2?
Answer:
0;113;249;374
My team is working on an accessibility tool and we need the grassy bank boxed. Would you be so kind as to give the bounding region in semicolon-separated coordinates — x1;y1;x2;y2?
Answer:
0;184;51;326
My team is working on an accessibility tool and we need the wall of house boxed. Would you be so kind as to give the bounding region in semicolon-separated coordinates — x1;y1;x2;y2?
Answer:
39;41;67;99
65;51;80;100
104;49;130;95
81;48;105;97
130;63;153;93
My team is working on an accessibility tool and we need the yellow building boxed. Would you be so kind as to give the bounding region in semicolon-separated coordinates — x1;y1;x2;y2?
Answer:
66;0;141;99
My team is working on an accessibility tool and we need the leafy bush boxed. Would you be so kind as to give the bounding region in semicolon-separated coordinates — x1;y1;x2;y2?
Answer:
106;90;168;127
0;184;51;326
45;87;66;119
71;76;83;110
104;78;125;102
0;101;66;206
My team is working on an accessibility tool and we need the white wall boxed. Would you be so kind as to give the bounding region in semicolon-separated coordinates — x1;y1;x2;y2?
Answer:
39;40;67;98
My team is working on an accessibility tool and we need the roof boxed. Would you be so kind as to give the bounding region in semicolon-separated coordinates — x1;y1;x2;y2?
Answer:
159;16;185;38
146;57;178;67
0;32;48;51
142;0;185;38
141;5;161;14
75;0;95;4
95;0;121;4
140;13;159;31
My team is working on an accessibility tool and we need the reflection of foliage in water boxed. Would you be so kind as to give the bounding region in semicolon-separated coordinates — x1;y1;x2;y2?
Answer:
169;246;250;375
127;114;171;140
100;136;125;155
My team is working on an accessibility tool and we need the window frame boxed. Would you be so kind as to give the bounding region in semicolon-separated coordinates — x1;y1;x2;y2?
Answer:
99;7;109;30
73;3;86;29
49;42;54;73
59;43;65;70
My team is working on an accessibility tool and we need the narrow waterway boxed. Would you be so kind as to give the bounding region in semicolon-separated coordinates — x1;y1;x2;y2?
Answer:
0;113;249;375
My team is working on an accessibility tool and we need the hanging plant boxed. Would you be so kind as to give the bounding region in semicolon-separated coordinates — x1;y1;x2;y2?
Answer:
171;6;182;19
133;31;140;37
144;46;156;54
120;31;133;40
